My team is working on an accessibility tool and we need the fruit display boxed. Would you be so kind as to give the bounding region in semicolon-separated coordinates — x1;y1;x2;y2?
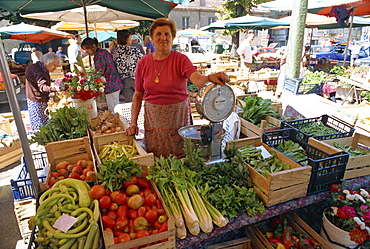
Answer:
90;110;124;135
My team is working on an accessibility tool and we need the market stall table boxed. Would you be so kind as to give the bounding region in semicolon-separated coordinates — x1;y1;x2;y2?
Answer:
176;175;370;248
337;76;370;105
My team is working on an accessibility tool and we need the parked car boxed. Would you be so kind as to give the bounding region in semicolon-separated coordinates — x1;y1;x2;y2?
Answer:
0;73;22;103
253;43;280;61
354;56;370;66
172;43;219;66
14;42;44;65
313;45;369;64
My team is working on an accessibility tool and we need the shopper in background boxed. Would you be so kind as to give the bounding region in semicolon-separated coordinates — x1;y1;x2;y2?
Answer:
131;34;145;54
237;30;255;69
67;34;82;73
350;41;361;67
31;47;42;63
108;40;117;53
111;30;143;103
144;35;155;54
47;47;53;53
125;17;230;158
81;37;123;111
25;52;61;131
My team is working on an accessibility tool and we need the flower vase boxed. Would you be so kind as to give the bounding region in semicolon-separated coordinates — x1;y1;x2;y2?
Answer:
71;98;98;119
320;211;360;249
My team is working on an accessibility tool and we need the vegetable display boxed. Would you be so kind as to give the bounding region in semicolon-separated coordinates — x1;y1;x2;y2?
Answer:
98;142;138;161
276;141;308;165
237;96;279;125
299;122;337;136
29;178;100;249
29;106;90;145
332;142;370;157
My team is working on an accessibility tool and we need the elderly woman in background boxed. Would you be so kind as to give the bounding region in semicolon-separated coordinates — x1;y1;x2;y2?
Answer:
81;37;123;111
111;29;143;103
126;18;230;158
25;52;61;130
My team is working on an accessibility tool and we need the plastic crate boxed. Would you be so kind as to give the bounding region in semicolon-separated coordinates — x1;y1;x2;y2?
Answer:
262;128;349;195
10;152;49;201
281;114;355;142
283;76;322;95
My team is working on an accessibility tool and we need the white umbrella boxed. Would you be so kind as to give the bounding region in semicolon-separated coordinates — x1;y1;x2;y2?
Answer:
52;20;140;32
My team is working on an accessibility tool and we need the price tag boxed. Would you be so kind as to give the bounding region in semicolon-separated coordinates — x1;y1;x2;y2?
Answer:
256;145;272;159
52;213;78;233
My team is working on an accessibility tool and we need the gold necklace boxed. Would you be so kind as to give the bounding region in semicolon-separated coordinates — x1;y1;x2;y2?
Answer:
153;53;170;83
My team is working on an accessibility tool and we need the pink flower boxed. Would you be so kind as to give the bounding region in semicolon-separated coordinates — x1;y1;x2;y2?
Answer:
343;206;357;218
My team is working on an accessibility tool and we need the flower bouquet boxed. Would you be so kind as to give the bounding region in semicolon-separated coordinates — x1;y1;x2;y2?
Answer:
324;184;370;246
57;68;105;101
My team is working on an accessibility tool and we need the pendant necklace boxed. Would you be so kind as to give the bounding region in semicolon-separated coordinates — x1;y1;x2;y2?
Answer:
153;53;170;83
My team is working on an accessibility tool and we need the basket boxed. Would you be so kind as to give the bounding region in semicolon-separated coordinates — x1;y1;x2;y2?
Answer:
281;114;355;142
283;76;322;95
262;128;349;195
114;102;145;139
10;152;49;201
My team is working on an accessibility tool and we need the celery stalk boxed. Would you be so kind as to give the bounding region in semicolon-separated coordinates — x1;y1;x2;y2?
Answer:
188;186;213;233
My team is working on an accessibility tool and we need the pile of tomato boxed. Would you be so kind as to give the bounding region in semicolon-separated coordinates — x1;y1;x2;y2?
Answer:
90;176;168;246
48;159;95;187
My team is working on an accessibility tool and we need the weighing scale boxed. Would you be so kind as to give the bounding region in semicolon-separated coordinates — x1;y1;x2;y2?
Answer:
179;83;235;163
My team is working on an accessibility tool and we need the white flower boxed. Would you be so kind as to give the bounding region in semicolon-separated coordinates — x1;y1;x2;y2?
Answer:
360;189;369;198
99;87;105;92
84;85;89;91
366;227;370;236
331;206;338;215
354;217;366;229
346;194;355;201
343;190;350;194
354;193;366;203
77;86;82;91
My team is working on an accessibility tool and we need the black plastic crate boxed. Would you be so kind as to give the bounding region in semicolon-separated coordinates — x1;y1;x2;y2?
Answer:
283;76;322;95
281;114;355;142
262;128;349;195
10;152;49;201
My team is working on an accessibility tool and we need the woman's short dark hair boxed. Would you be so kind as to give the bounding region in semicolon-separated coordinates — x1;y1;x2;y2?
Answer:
81;37;98;49
149;18;176;39
117;30;132;45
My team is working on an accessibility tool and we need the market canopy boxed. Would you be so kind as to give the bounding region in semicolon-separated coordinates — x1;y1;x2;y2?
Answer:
52;20;140;32
81;31;117;42
177;28;216;37
0;23;72;43
257;0;362;11
308;0;370;17
201;15;290;31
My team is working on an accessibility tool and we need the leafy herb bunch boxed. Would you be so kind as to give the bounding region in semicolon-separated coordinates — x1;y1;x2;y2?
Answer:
57;68;105;101
325;184;370;245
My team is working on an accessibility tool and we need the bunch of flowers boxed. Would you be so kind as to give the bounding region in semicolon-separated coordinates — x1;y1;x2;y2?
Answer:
57;68;105;101
325;184;370;245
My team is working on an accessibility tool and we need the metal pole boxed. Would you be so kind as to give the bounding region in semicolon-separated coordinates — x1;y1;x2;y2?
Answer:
342;9;355;66
0;38;40;196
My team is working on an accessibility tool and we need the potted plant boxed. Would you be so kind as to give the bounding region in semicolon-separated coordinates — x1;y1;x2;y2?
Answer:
321;184;370;248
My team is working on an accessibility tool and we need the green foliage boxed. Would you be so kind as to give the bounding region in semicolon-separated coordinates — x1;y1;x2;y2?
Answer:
130;20;153;39
0;9;58;27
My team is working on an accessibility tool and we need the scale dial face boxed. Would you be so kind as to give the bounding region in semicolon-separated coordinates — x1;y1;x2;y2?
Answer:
197;83;235;122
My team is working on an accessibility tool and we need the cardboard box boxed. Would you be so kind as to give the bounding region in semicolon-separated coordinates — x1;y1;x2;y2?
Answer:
226;137;311;207
101;165;176;249
319;133;370;180
246;212;333;249
92;132;154;167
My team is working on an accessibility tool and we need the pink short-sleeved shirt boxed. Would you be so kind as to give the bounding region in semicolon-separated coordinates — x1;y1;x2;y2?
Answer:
135;50;197;105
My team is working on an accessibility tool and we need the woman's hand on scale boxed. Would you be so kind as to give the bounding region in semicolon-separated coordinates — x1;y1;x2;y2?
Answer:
207;72;230;86
126;123;138;136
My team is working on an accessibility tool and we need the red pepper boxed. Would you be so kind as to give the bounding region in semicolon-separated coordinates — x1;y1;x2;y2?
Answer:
159;221;168;233
307;238;322;248
282;219;294;249
298;239;315;249
270;217;283;228
268;238;284;244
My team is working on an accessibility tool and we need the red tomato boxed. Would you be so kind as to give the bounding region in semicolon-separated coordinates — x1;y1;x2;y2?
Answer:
114;237;119;244
138;206;146;217
117;205;129;218
123;176;138;189
102;215;115;228
99;196;112;209
128;209;138;220
159;221;168;233
86;170;94;181
144;188;153;197
137;178;150;189
152;205;165;215
104;227;113;234
153;221;162;230
48;176;59;187
55;161;70;170
58;168;68;177
90;185;106;199
156;199;163;209
77;159;88;169
118;233;131;243
136;230;150;238
50;172;60;177
110;191;121;202
82;169;92;176
115;217;129;231
107;211;118;221
133;217;149;232
72;165;83;174
109;202;119;211
128;220;135;234
145;193;157;207
145;210;158;223
68;171;80;180
115;193;127;205
113;229;125;237
79;175;86;181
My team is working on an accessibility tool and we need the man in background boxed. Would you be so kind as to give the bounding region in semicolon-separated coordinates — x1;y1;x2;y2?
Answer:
237;31;255;69
67;34;82;72
350;41;361;67
131;34;145;55
144;35;155;54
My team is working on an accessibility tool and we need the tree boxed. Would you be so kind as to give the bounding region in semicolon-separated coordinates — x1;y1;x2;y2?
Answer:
130;20;153;40
0;9;58;27
213;0;273;55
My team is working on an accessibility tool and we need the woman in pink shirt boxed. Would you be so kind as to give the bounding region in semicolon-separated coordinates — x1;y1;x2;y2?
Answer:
126;18;230;157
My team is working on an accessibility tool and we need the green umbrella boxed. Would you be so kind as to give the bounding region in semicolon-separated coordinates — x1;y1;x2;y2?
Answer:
82;31;117;42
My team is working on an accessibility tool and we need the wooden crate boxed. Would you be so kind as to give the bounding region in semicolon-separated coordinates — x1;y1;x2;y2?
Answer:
226;137;311;207
43;137;96;188
14;198;36;239
102;166;175;249
245;212;333;249
0;140;23;169
239;115;281;137
319;133;370;180
205;237;252;249
92;132;154;167
89;111;125;137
